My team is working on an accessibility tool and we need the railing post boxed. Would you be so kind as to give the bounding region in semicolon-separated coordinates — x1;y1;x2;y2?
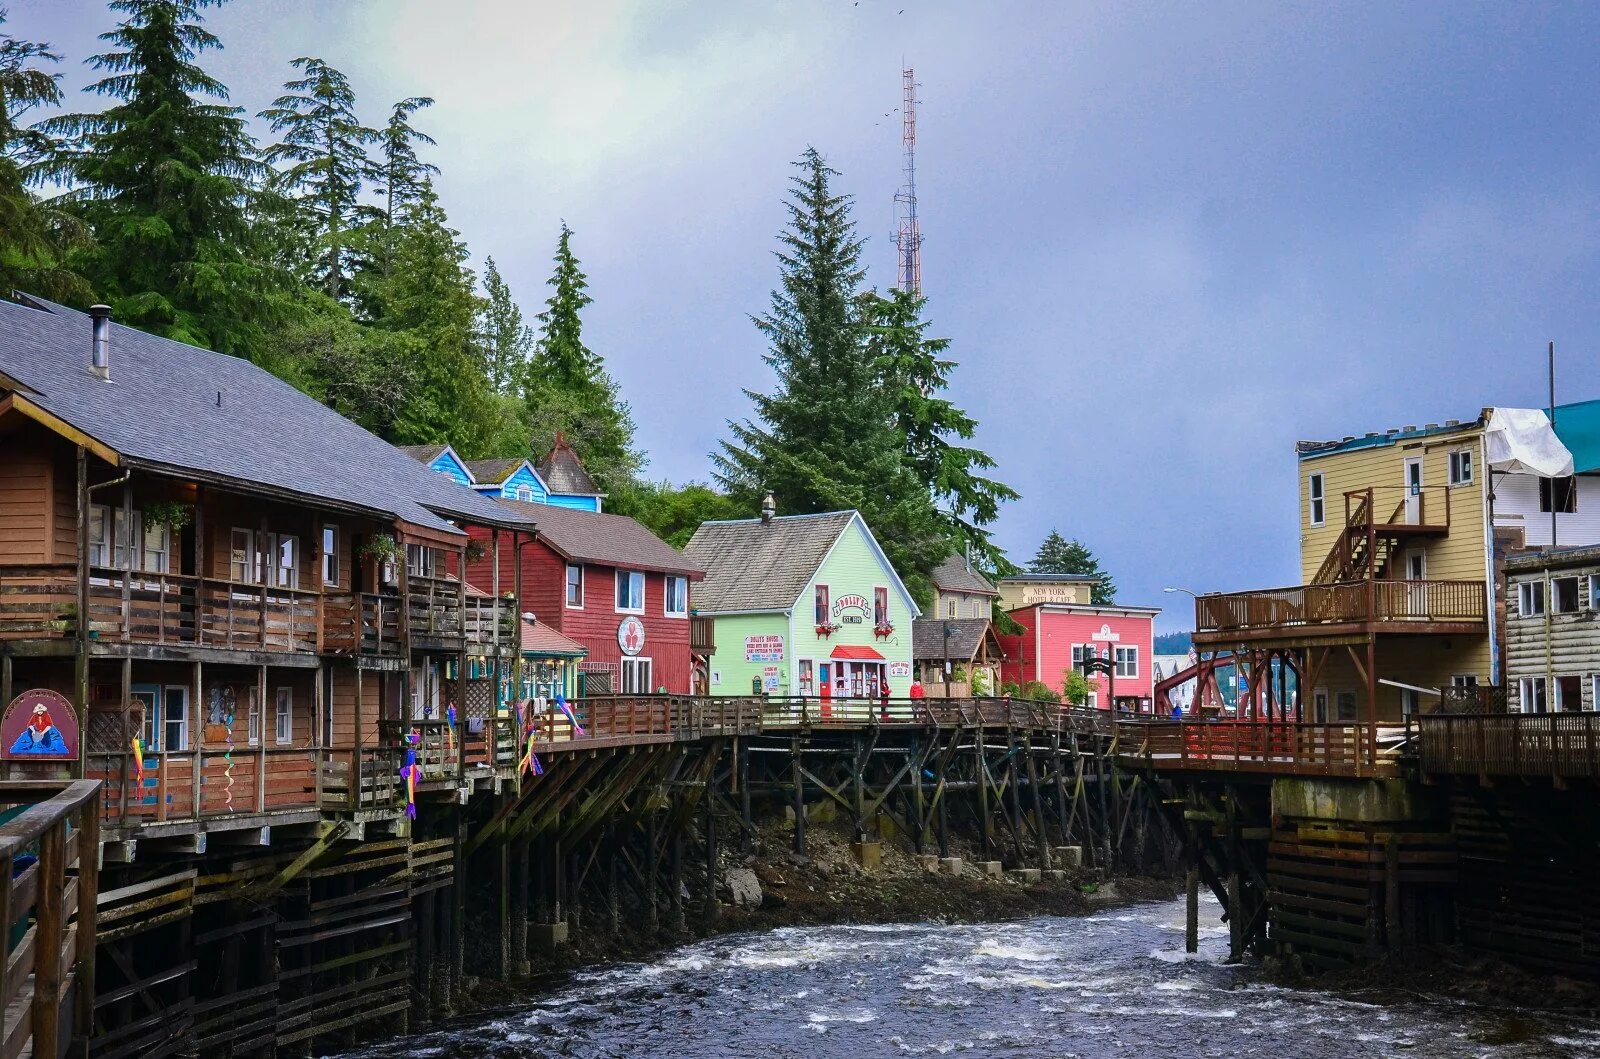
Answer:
76;799;100;1052
33;820;64;1059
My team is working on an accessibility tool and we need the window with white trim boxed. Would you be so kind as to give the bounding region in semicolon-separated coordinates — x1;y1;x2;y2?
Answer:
1518;580;1545;617
141;519;170;573
516;485;533;502
664;575;688;617
1449;449;1474;486
620;657;653;694
566;564;584;607
273;534;299;590
1554;577;1581;615
1519;676;1548;714
406;543;435;579
230;527;256;583
246;687;261;745
1308;473;1325;526
798;659;815;696
946;598;957;619
322;526;339;586
873;586;889;626
1114;645;1138;678
615;570;645;612
815;584;830;626
1072;644;1096;674
274;687;293;744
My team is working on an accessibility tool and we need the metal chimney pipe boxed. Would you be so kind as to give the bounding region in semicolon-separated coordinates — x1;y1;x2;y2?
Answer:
88;304;111;380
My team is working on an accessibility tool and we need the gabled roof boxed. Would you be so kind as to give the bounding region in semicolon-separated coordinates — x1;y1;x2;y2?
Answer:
684;511;856;612
1297;413;1485;461
912;617;1000;661
683;510;919;618
0;296;529;536
397;443;452;464
463;457;543;487
500;500;702;577
537;433;602;496
520;616;588;657
930;554;999;597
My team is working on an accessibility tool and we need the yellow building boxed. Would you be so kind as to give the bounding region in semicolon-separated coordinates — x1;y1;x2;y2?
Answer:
1191;408;1577;723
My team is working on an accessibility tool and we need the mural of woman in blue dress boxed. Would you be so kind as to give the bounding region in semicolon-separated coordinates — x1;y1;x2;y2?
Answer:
9;703;70;756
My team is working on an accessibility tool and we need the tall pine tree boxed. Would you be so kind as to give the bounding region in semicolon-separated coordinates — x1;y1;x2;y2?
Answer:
478;256;531;394
259;57;378;300
1029;530;1116;604
522;222;642;490
41;0;275;356
864;286;1018;571
714;148;946;603
370;95;436;277
0;10;88;300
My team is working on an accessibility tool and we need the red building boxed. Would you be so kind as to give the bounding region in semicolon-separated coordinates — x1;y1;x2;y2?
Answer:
998;602;1160;711
465;503;704;694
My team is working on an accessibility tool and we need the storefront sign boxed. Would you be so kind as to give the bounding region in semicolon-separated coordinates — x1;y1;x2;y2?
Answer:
762;666;782;691
888;661;912;679
0;689;77;759
744;635;784;663
617;616;646;656
1015;583;1088;605
1090;623;1121;642
832;594;870;623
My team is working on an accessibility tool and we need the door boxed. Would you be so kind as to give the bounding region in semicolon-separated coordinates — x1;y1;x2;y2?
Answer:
162;686;189;752
1403;457;1424;524
1313;688;1329;724
1406;551;1427;617
131;683;160;752
818;663;832;719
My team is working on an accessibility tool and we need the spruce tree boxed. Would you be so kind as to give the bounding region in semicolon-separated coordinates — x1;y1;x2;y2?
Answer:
522;222;642;490
1029;530;1117;604
864;286;1019;571
479;256;531;394
259;57;378;300
0;11;88;300
41;0;274;356
714;147;946;603
370;96;436;276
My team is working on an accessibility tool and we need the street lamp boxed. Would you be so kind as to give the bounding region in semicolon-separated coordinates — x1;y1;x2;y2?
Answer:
1163;586;1198;598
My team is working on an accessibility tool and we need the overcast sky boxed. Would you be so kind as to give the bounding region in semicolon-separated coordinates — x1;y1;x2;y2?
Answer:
13;1;1600;630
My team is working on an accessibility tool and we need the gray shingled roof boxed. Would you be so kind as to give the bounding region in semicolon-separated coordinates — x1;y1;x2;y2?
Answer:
537;436;602;496
500;500;702;576
930;554;998;597
0;296;529;536
682;511;856;613
912;617;996;661
462;457;531;485
397;443;451;464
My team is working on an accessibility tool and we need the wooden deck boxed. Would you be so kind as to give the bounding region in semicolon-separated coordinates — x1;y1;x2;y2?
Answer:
1115;719;1403;778
1416;712;1600;779
1196;579;1486;639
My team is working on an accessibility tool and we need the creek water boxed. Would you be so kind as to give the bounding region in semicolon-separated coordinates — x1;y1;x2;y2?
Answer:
333;898;1600;1058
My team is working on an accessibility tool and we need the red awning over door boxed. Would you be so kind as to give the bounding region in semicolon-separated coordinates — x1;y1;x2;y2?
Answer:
830;645;885;661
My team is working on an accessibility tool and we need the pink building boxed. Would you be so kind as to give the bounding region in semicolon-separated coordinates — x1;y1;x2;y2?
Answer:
998;602;1160;712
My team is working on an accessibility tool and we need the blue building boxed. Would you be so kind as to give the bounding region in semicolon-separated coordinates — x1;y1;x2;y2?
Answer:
399;435;605;512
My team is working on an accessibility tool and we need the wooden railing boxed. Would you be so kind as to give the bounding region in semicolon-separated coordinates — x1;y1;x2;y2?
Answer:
690;616;716;653
0;563;76;640
1416;713;1600;778
78;567;321;652
0;780;101;1059
1196;579;1486;633
1114;719;1398;777
87;746;321;825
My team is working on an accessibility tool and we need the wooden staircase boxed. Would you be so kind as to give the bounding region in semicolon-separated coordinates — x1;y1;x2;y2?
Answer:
1313;487;1449;585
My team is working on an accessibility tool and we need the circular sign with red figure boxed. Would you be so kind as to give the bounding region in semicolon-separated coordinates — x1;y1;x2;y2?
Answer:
0;689;78;760
618;616;647;656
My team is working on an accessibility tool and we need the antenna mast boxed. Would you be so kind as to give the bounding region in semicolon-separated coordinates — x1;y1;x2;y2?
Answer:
893;67;922;294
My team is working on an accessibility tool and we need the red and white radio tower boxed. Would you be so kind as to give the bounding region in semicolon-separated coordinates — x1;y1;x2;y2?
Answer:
893;67;922;294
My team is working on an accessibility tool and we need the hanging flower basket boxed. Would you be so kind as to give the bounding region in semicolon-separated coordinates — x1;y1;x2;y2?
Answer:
359;533;400;567
815;622;840;638
873;622;895;640
464;539;487;564
146;500;194;531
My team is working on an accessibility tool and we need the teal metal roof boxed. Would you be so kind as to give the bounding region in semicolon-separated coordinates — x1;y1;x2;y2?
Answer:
1297;417;1482;461
1552;399;1600;474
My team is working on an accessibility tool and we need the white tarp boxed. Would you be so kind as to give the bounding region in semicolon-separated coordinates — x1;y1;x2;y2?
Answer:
1484;407;1574;477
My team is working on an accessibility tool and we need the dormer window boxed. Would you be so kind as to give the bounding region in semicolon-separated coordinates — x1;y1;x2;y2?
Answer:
516;484;533;502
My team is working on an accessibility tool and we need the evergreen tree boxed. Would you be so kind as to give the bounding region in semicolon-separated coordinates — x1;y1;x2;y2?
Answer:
523;222;642;490
608;480;746;549
364;180;497;454
41;0;276;357
370;95;436;276
1029;530;1117;604
479;256;531;394
0;10;88;300
714;147;946;604
864;286;1019;571
259;57;378;299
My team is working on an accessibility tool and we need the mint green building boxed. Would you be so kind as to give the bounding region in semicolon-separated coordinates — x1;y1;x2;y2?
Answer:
683;510;920;701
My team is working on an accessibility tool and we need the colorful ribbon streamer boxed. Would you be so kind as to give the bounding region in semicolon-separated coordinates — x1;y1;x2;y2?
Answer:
554;693;585;736
400;735;421;820
131;734;145;784
445;704;457;752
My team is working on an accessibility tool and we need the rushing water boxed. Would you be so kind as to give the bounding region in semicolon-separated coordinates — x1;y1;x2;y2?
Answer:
335;898;1600;1059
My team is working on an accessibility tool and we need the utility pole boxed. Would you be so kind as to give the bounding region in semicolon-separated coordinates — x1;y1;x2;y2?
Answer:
894;67;923;294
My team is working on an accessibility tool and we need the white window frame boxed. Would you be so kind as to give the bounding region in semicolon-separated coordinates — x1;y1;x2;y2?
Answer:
1518;580;1545;617
273;533;299;590
1553;576;1582;615
516;484;534;502
1592;674;1600;713
815;584;830;626
246;687;262;746
1519;676;1548;714
615;569;645;614
873;586;889;627
798;659;815;696
566;564;585;608
1449;448;1474;486
322;525;339;587
946;598;957;619
406;543;435;580
141;518;170;574
274;686;293;745
163;685;190;752
88;504;112;567
231;527;256;584
1114;645;1138;678
621;656;654;694
1452;673;1478;689
1308;472;1325;527
664;575;688;618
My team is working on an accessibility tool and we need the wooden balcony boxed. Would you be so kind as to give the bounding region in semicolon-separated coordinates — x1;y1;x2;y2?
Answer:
690;615;716;654
1115;719;1401;778
405;574;514;652
1416;712;1600;779
87;746;324;827
1195;578;1486;644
